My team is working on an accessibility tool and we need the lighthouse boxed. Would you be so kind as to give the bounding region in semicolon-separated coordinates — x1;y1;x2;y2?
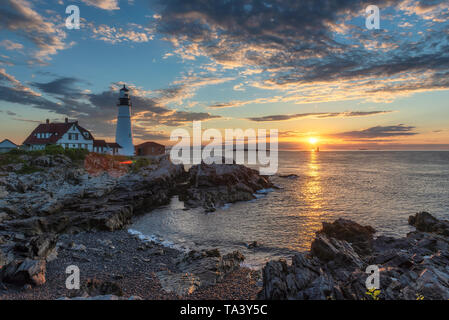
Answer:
115;85;134;156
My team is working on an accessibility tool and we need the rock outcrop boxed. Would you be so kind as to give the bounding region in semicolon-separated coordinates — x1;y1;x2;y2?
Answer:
0;154;272;290
156;248;245;296
179;162;273;212
259;212;449;300
0;155;185;286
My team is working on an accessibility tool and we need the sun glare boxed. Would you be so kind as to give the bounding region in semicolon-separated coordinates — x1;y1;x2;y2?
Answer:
308;137;319;145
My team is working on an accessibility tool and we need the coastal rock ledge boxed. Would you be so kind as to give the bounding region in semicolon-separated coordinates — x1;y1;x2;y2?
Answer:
259;212;449;300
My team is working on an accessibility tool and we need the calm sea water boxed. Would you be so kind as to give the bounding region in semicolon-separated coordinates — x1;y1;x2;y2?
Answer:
130;151;449;268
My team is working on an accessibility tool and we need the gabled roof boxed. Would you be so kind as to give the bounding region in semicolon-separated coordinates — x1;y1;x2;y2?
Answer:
0;139;18;147
93;139;108;148
93;140;122;149
107;142;122;149
23;121;94;145
135;141;165;148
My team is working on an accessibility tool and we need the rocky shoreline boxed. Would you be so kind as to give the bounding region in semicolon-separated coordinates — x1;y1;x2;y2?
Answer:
1;152;449;300
259;212;449;300
0;153;270;299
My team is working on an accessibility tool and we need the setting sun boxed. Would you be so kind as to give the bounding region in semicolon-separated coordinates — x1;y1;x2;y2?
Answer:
308;137;319;145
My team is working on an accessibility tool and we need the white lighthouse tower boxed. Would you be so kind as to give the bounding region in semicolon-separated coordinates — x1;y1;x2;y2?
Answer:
115;85;134;156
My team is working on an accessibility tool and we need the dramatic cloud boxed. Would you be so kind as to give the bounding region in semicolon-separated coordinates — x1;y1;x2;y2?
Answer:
247;111;393;122
32;77;85;98
153;0;449;103
0;74;222;140
0;0;68;62
331;124;418;140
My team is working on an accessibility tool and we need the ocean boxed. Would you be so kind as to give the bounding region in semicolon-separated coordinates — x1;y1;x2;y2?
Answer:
129;151;449;269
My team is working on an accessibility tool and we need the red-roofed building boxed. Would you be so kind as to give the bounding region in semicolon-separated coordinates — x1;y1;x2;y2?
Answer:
23;118;124;155
135;142;165;156
23;118;95;151
93;140;122;155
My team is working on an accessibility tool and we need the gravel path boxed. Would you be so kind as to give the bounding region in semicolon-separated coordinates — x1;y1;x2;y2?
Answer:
0;230;261;300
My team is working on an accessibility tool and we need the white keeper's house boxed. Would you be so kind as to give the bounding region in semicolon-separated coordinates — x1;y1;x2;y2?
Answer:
22;118;122;155
20;85;136;156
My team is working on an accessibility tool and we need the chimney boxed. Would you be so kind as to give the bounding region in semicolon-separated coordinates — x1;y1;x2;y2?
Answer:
46;119;50;124
65;118;68;123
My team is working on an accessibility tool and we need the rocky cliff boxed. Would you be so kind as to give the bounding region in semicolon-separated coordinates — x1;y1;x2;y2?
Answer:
259;212;449;300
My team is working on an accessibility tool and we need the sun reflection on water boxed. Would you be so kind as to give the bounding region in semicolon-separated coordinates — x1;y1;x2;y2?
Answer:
294;151;326;251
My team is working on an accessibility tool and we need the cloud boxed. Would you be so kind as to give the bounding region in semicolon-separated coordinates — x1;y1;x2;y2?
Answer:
0;68;41;97
0;40;23;50
331;124;418;140
81;0;120;10
0;0;68;62
0;73;222;140
90;24;154;44
153;0;449;103
247;111;393;122
32;77;85;98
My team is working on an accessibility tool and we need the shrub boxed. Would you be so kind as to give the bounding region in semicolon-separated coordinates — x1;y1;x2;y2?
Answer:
45;144;65;155
63;148;89;161
130;157;152;173
16;163;41;175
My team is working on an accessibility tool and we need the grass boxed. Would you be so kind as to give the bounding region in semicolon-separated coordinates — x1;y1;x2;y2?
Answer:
130;157;153;173
0;145;90;174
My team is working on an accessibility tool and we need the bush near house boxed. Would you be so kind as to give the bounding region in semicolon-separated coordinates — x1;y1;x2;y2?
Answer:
130;157;152;173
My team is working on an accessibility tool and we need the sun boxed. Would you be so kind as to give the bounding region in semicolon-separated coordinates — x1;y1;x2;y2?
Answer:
308;137;319;145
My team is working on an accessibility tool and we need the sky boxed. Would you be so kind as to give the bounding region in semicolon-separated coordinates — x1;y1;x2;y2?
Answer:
0;0;448;150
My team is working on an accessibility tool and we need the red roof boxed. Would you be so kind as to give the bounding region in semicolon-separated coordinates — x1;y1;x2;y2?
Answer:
93;140;122;149
107;142;122;149
135;141;165;148
93;139;108;148
23;121;94;145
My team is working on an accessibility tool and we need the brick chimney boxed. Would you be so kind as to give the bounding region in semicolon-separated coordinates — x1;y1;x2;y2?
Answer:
65;118;68;123
46;119;50;124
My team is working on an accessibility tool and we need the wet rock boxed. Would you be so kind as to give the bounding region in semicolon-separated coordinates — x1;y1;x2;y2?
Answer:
180;162;273;211
157;249;245;296
247;241;260;249
260;212;449;300
69;279;124;298
311;234;364;269
409;212;449;236
318;219;375;256
2;258;46;286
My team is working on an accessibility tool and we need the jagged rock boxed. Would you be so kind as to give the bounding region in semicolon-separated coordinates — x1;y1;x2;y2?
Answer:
68;279;124;298
311;234;364;269
180;162;273;211
259;212;449;300
2;258;46;286
157;249;245;296
318;219;376;256
409;212;449;236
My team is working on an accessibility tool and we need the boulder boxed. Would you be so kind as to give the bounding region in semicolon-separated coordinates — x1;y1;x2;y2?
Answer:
259;213;449;300
318;219;376;255
180;162;273;211
409;212;449;236
2;258;46;286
